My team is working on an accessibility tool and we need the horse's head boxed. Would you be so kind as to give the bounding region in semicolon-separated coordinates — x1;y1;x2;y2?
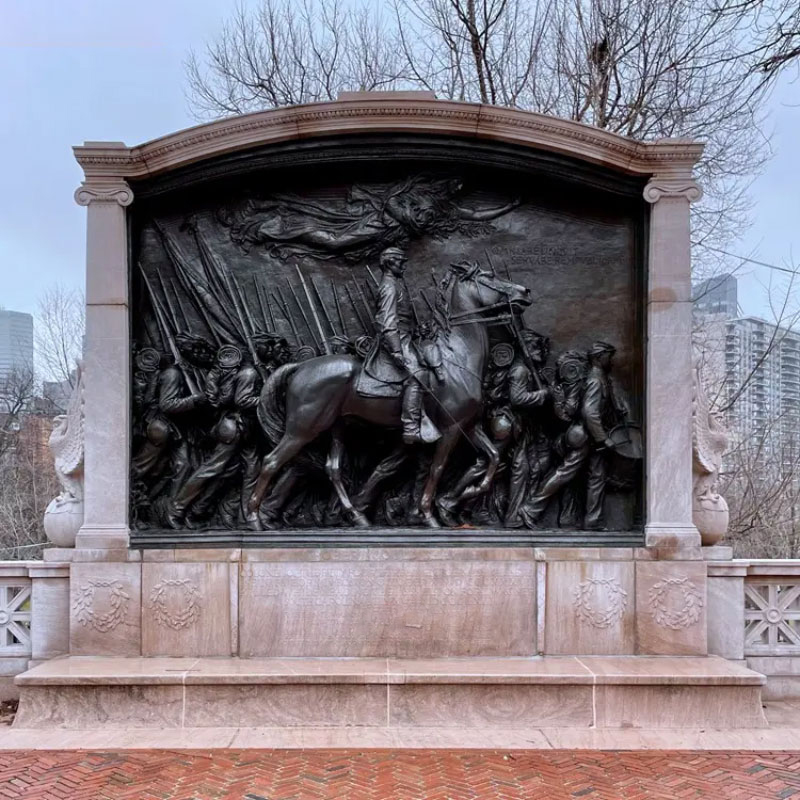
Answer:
447;260;532;319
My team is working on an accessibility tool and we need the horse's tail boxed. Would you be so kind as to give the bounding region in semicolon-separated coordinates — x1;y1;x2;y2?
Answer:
257;363;301;448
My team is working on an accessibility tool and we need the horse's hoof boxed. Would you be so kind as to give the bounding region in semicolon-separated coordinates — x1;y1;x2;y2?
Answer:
350;510;371;528
435;498;458;528
423;514;441;529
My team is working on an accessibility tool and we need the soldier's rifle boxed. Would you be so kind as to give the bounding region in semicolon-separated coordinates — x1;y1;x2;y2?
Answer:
270;291;301;345
332;282;349;338
138;264;200;395
354;281;375;331
365;265;379;295
255;278;277;333
161;275;205;390
344;284;368;334
284;282;321;352
295;266;332;355
227;273;267;380
310;275;338;341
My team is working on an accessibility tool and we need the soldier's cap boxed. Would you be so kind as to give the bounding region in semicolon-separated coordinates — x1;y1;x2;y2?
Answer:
216;344;243;367
589;341;616;356
253;332;287;348
135;347;161;371
380;246;406;262
175;333;214;352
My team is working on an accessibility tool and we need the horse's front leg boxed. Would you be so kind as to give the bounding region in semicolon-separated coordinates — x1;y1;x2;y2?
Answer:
419;428;461;528
325;424;369;527
457;424;500;502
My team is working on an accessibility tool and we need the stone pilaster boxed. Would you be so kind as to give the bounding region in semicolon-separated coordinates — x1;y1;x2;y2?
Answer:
74;178;133;556
643;174;702;554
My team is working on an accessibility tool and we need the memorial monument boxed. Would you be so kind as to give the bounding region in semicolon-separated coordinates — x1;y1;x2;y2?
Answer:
12;93;767;731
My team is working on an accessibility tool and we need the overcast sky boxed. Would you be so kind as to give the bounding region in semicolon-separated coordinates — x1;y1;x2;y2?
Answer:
0;0;798;319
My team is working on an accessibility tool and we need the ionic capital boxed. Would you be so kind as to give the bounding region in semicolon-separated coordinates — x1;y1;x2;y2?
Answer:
74;181;134;207
643;177;702;204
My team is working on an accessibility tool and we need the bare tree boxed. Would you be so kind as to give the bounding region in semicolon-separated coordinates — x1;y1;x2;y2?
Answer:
35;286;84;389
186;0;405;118
186;0;787;258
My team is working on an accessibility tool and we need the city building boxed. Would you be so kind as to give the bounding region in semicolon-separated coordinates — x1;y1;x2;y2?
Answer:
692;272;740;316
692;274;800;470
0;309;34;383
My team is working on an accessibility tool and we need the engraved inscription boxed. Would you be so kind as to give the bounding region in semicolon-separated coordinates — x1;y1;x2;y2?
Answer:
573;578;628;628
73;579;131;633
241;562;536;656
149;579;201;630
648;577;704;630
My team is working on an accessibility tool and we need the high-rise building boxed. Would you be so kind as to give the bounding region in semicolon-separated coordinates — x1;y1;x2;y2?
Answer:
692;273;740;316
692;274;800;470
0;309;34;382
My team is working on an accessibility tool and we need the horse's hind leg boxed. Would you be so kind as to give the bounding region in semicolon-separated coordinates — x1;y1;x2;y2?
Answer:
326;424;369;527
248;435;310;514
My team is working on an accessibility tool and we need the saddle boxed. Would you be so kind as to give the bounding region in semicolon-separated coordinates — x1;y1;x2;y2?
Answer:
355;339;441;399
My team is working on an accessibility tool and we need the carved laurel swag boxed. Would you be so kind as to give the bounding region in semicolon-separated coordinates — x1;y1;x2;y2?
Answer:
149;579;201;630
73;579;131;633
648;577;704;630
573;578;628;628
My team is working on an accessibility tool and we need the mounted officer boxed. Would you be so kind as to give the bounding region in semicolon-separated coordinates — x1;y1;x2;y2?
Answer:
360;246;440;445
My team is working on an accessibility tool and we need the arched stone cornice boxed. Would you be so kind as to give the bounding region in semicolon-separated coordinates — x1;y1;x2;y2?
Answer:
73;96;704;184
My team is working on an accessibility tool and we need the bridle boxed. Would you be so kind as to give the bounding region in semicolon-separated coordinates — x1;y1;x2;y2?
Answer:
447;271;522;327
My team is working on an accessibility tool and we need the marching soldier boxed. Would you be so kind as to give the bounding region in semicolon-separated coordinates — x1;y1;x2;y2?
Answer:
131;335;213;496
583;341;627;530
167;342;264;530
505;330;551;528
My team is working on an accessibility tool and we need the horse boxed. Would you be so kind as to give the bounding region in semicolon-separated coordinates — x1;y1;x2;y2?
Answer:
247;261;532;528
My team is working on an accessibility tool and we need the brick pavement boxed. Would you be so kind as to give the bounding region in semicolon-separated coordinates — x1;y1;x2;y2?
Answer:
0;749;799;799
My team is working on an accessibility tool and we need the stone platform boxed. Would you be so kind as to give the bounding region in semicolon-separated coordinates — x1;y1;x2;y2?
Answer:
14;655;767;730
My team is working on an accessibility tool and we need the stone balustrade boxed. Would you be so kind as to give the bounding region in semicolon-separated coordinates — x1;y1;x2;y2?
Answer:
1;555;799;703
742;560;800;699
0;561;69;700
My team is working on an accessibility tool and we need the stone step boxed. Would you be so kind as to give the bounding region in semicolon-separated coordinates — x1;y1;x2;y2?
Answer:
14;656;767;730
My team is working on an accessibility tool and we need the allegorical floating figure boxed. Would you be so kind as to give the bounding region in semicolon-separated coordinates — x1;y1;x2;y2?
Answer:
220;176;520;262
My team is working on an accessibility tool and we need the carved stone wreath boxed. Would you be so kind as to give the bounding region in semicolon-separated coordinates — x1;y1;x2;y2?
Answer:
73;579;130;633
648;577;704;630
573;578;628;628
149;579;201;630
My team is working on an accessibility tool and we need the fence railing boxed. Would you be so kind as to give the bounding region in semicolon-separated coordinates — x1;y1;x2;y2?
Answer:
744;561;800;658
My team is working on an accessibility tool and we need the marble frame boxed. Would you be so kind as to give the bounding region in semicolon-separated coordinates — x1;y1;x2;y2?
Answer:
72;93;703;556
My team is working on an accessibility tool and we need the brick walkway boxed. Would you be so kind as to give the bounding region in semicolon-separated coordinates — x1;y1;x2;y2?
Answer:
0;750;799;799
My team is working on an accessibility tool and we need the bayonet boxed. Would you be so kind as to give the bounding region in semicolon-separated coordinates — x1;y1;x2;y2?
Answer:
311;276;336;338
365;265;379;289
296;265;332;355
